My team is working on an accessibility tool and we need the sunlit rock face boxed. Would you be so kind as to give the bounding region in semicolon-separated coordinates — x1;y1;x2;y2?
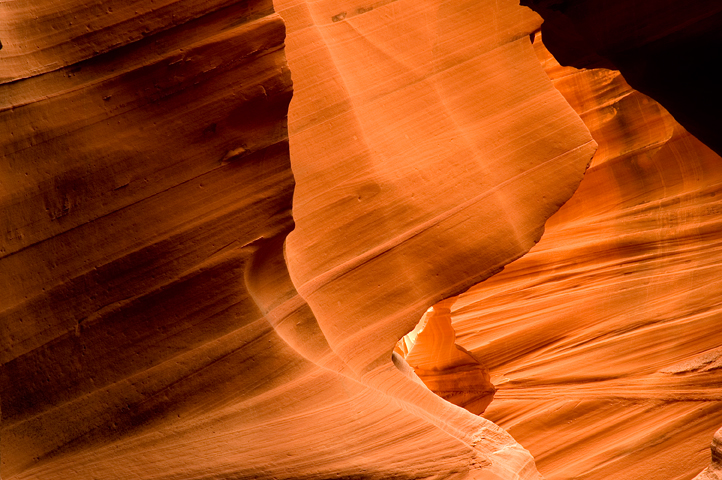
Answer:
397;298;496;415
274;0;595;477
0;1;598;480
443;35;722;480
4;1;721;480
278;0;594;402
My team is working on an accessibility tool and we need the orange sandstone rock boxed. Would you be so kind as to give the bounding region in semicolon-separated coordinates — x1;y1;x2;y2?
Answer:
278;0;595;396
1;3;297;478
1;1;599;479
447;35;722;480
400;298;496;415
277;0;595;476
694;427;722;480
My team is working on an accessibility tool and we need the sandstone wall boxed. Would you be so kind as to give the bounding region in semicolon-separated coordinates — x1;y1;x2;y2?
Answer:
448;35;722;480
1;1;598;479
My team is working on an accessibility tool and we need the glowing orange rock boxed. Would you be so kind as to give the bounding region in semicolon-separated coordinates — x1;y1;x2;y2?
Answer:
694;426;722;480
446;35;722;480
1;1;597;479
277;0;595;477
400;298;496;415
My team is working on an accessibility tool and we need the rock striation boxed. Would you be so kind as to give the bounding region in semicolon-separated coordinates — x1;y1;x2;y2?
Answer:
445;34;722;480
8;1;720;479
694;426;722;480
278;0;595;395
1;2;296;478
1;1;599;480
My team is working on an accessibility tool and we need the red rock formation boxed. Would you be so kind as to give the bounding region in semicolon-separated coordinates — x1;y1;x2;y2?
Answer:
1;1;599;479
445;35;722;480
1;2;296;478
6;0;721;478
695;427;722;480
275;0;596;477
278;0;594;396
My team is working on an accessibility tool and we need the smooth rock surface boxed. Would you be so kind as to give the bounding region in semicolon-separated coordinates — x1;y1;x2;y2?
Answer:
277;0;596;477
1;1;598;480
279;0;595;390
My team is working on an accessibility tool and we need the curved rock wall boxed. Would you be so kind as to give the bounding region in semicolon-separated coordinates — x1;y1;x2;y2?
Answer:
447;35;722;480
11;1;717;479
272;0;598;477
1;2;296;478
1;1;599;479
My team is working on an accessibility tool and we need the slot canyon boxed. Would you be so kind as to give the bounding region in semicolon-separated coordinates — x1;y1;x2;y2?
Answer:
1;1;721;479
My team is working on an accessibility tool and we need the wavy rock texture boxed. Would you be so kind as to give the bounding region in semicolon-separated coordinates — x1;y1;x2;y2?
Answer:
277;0;597;477
0;1;600;480
1;2;298;478
444;35;722;480
278;0;595;394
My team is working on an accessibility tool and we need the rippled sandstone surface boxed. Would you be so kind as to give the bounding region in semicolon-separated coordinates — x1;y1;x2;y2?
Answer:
1;1;598;479
5;1;721;479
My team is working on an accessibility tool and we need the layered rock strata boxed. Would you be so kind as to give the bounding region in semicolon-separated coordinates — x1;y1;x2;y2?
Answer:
1;2;296;478
276;0;598;475
694;427;722;480
277;0;595;396
1;1;600;479
444;35;722;480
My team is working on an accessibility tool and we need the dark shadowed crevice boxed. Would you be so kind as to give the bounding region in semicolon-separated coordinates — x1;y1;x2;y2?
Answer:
520;0;722;157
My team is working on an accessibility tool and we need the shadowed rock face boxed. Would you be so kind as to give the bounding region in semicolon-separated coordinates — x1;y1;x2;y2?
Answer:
520;0;722;157
1;2;296;478
444;35;722;480
0;1;597;479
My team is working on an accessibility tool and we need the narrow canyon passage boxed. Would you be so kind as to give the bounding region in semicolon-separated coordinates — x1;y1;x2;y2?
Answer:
395;298;496;416
1;0;593;478
2;1;721;479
